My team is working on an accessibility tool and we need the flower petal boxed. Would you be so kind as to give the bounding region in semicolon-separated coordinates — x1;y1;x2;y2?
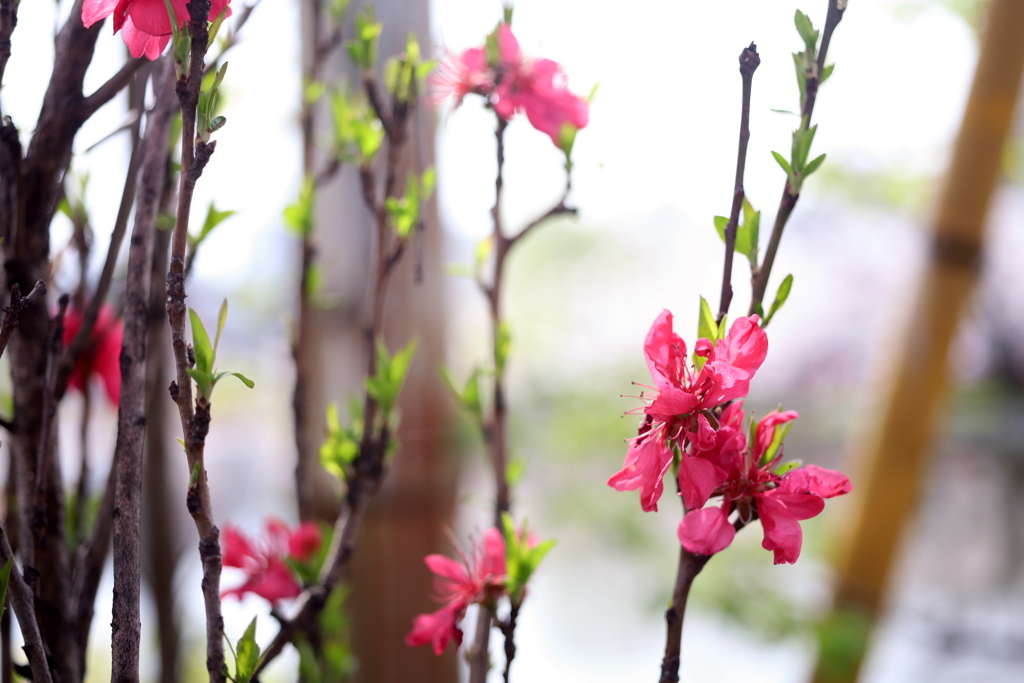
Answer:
785;464;852;499
607;435;673;512
678;505;735;556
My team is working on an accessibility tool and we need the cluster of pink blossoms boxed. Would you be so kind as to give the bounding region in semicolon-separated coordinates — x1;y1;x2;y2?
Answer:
433;23;589;149
221;518;322;603
609;310;851;564
405;528;507;655
83;0;232;60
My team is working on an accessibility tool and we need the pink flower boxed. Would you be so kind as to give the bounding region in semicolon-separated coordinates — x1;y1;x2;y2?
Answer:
63;304;123;406
433;23;589;149
676;404;852;564
82;0;232;60
221;518;322;603
430;47;492;107
405;528;507;655
608;310;768;511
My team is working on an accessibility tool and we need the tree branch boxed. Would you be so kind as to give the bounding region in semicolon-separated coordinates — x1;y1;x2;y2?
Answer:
717;44;759;324
0;281;46;361
81;58;147;120
0;525;53;683
111;55;176;683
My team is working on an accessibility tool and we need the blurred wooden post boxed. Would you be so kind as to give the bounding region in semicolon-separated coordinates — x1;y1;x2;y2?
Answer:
812;2;1024;681
300;0;458;680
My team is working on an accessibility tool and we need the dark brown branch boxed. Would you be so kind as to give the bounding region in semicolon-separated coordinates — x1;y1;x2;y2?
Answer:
111;55;176;683
0;0;17;118
0;525;53;683
717;44;759;324
81;58;147;120
499;603;520;683
32;296;67;504
0;281;46;361
749;0;843;314
658;545;711;683
165;3;226;681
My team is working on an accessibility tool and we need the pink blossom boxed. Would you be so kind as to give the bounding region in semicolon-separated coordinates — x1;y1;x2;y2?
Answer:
82;0;232;60
676;405;851;564
430;47;492;107
63;304;123;406
221;518;322;603
608;310;768;512
433;23;589;149
405;528;507;655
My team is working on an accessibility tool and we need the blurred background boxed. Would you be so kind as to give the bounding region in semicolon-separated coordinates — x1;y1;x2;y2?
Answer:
6;0;1024;681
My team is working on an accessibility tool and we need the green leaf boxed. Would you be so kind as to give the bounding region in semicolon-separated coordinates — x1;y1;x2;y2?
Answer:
794;10;819;53
772;151;792;178
189;308;214;375
804;153;827;178
185;367;213;401
234;617;261;683
215;299;228;356
820;64;835;85
694;296;718;372
320;402;361;480
494;321;512;374
0;557;13;620
764;274;794;327
212;371;255;389
506;459;525;487
367;338;419;417
740;197;760;266
760;421;794;466
774;459;802;476
283;178;316;238
713;215;728;242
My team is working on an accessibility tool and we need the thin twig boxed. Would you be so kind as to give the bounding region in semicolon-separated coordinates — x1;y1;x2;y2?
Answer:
0;525;53;683
717;44;759;324
81;59;147;120
0;0;17;118
499;603;520;683
165;2;227;680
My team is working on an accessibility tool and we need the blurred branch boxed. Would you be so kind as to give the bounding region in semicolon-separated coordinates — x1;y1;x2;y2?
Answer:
0;281;47;360
0;525;53;683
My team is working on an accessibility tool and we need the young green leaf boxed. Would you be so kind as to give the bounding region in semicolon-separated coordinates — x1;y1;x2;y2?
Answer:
713;215;728;242
189;308;214;376
234;617;261;683
772;151;793;179
764;274;794;327
760;421;794;466
283;178;316;238
0;557;13;621
804;153;827;178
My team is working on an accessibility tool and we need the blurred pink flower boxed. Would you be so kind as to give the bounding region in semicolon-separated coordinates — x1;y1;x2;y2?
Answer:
433;23;589;149
221;518;321;603
63;304;123;406
82;0;232;60
608;310;768;512
406;528;507;655
676;403;852;564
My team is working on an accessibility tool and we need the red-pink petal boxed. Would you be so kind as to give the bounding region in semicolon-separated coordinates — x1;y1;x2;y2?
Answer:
677;455;722;511
785;465;852;499
120;16;169;59
287;522;323;561
644;310;686;390
478;528;507;581
81;0;119;27
405;605;463;655
678;505;735;556
424;554;468;584
645;386;698;421
221;525;255;568
607;436;673;512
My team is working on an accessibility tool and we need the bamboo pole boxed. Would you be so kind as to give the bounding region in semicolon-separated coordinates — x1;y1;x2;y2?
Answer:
813;2;1024;681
